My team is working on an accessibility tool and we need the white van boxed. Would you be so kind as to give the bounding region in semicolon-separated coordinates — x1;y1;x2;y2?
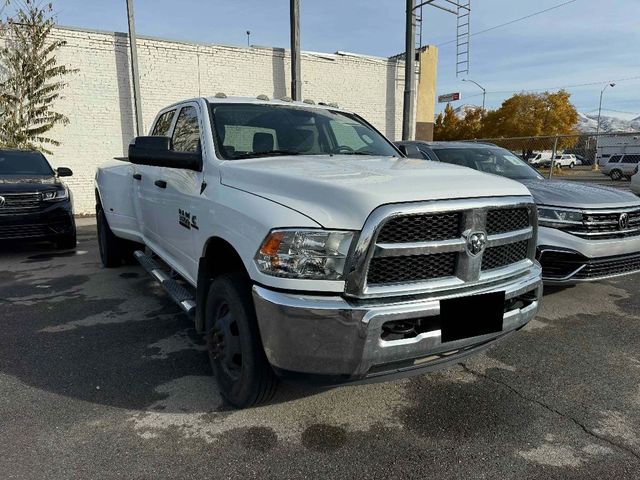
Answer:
528;151;553;166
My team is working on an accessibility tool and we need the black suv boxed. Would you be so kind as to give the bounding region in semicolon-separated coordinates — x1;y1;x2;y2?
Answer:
0;149;76;248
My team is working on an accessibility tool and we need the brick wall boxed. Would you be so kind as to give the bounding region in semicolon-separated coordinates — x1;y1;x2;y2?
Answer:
35;26;408;214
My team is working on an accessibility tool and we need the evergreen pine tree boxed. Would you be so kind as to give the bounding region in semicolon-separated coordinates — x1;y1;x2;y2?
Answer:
0;1;76;152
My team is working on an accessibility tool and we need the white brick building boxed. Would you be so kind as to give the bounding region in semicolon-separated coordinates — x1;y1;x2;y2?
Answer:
32;26;409;214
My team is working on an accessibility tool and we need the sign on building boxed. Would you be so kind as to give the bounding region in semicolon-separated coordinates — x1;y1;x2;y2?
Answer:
438;92;460;103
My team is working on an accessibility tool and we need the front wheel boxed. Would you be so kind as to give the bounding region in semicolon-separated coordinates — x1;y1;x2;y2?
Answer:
610;169;623;181
569;162;575;169
205;272;278;408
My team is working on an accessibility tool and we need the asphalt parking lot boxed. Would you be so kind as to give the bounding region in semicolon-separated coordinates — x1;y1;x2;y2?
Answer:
1;225;640;479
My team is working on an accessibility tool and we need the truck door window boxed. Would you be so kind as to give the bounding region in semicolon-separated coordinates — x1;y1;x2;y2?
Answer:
609;155;622;163
622;155;640;164
172;106;201;153
151;110;175;136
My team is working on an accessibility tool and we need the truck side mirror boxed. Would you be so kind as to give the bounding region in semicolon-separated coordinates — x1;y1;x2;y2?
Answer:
56;167;73;177
397;144;423;159
128;136;202;171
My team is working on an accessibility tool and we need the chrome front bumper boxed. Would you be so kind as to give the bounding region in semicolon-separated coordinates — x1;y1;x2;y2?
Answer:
253;264;542;380
538;226;640;283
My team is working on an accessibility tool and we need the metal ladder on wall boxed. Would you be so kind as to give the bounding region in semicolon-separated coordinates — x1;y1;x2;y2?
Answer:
456;0;471;77
415;3;423;75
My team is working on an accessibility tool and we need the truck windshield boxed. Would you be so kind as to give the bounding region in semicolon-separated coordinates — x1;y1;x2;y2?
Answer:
431;146;544;181
0;150;54;176
210;103;400;160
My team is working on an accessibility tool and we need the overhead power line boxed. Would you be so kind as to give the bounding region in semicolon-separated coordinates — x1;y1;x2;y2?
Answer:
457;75;640;99
437;0;579;47
485;75;640;94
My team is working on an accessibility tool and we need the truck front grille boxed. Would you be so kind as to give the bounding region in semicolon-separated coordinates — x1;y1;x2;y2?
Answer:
486;208;529;234
482;241;528;271
345;198;537;297
377;212;461;243
368;252;457;284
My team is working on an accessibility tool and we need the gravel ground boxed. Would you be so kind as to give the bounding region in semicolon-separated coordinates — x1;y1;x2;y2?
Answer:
1;226;640;479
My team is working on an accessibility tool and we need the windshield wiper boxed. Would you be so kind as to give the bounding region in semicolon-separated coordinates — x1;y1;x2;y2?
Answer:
233;149;303;159
333;151;379;156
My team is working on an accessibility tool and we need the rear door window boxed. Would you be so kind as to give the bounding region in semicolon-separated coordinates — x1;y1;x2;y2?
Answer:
171;106;201;153
151;110;176;136
622;155;640;164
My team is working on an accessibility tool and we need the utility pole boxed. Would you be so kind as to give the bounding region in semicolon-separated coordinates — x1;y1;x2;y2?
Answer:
462;78;486;112
290;0;302;101
246;30;251;47
402;0;416;141
126;0;144;137
594;83;615;171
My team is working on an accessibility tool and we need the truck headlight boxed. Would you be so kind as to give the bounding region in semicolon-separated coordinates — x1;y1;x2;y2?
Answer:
42;187;69;201
537;207;582;228
255;229;354;280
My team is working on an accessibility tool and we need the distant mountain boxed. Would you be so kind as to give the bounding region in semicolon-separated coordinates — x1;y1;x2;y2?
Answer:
453;104;482;117
576;112;640;133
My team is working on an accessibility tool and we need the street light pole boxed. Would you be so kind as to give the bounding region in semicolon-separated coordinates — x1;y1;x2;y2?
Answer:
462;78;486;112
126;0;143;137
594;83;615;171
290;0;302;101
402;0;416;141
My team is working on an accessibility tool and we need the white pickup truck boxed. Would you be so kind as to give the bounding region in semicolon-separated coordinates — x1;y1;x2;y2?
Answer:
95;95;543;407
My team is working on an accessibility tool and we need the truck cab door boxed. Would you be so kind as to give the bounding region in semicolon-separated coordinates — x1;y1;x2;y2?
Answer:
137;109;179;248
153;104;204;281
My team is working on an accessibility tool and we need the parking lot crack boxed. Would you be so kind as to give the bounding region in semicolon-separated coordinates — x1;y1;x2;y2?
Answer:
459;362;640;462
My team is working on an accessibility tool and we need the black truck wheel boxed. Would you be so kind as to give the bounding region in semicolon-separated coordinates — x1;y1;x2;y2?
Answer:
205;272;277;408
96;205;124;268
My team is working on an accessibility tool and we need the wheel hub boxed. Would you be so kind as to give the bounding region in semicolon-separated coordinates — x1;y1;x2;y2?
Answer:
207;302;242;378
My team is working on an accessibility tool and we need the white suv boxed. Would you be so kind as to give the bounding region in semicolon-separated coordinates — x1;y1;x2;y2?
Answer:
602;154;640;180
552;154;578;169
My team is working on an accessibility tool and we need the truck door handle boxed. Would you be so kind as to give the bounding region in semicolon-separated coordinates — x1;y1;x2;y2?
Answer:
133;173;142;180
154;180;167;189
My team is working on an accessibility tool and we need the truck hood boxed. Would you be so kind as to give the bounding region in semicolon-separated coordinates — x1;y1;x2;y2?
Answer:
220;155;531;229
519;179;640;210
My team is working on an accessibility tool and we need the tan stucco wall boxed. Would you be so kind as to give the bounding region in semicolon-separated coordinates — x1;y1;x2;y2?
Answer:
415;46;438;141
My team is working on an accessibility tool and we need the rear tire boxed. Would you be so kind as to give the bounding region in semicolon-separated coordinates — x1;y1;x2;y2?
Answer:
205;272;278;408
569;162;575;169
96;204;124;267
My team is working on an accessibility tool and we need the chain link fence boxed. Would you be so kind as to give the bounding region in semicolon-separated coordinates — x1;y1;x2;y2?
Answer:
468;132;640;180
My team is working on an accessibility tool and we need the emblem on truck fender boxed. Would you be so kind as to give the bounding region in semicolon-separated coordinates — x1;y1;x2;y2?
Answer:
465;231;487;256
179;209;199;230
619;212;630;230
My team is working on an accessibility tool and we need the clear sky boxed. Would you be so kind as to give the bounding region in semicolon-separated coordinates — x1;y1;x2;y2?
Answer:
45;0;640;118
